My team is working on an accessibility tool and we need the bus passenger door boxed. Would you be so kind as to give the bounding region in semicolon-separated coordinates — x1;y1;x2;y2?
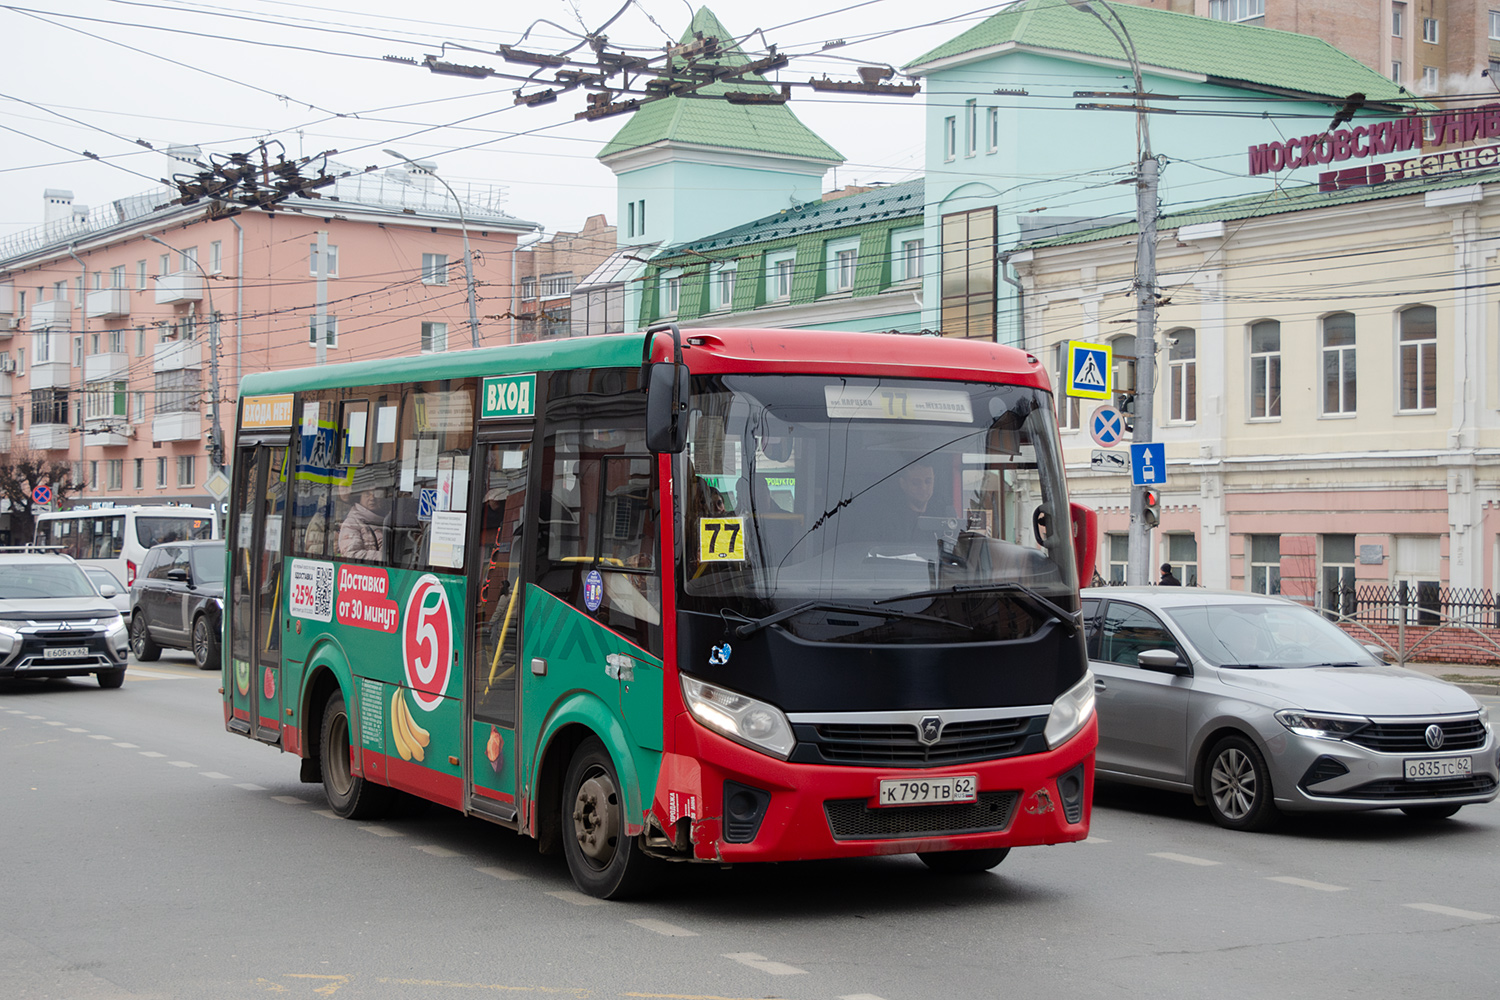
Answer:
227;442;290;744
467;436;531;823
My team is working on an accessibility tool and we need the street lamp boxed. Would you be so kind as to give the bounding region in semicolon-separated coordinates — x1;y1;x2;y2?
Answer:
383;149;481;350
1067;0;1159;586
144;233;225;475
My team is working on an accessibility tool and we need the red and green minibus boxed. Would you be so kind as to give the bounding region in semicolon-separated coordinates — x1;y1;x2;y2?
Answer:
224;326;1099;897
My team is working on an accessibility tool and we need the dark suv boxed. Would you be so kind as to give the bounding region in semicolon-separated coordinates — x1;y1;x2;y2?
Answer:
0;550;131;688
128;541;226;669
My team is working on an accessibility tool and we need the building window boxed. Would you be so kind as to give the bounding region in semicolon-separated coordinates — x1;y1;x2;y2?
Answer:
1110;334;1137;422
1392;60;1403;82
421;253;448;285
30;388;69;425
1393;534;1441;623
1054;343;1080;430
1398;304;1436;411
1167;534;1199;586
308;314;338;348
637;200;646;235
627;202;635;239
663;275;681;315
159;254;170;276
155;369;201;413
901;238;924;281
717;268;736;310
210;241;222;274
1167;328;1196;423
521;277;536;300
1423;17;1439;43
541;272;574;297
179;247;197;273
939;208;996;339
1249;534;1281;595
133;390;145;422
134;457;144;490
1107;533;1128;585
1392;2;1405;37
33;330;52;364
834;248;858;291
1492;11;1500;39
74;336;84;366
89;461;98;490
154;457;165;487
1321;312;1357;415
106;459;123;491
987;107;999;153
308;243;338;276
420;321;448;353
965;99;978;156
1209;0;1264;22
86;380;128;419
177;455;195;487
137;260;147;289
1322;534;1357;617
943;116;957;161
1422;66;1439;90
1249;319;1281;419
770;256;795;301
110;264;126;289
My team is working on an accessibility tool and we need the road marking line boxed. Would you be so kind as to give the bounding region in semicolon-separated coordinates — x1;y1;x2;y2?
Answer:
113;742;139;748
167;760;196;768
1150;852;1221;867
628;918;699;937
25;715;44;720
358;825;404;837
6;709;25;714
140;751;167;758
272;795;307;805
1268;876;1347;892
413;844;461;858
124;667;190;680
475;865;525;881
200;771;230;779
88;735;113;740
1083;836;1110;843
312;809;340;819
547;890;605;906
840;995;892;1000
234;782;265;791
44;721;66;727
66;727;89;732
722;953;808;976
1405;902;1497;921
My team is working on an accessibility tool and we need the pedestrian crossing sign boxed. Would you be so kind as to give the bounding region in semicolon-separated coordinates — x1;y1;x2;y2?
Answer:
1066;340;1112;400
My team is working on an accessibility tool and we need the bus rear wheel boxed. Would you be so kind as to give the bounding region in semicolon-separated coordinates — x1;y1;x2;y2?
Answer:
918;848;1010;873
319;690;392;820
562;737;657;899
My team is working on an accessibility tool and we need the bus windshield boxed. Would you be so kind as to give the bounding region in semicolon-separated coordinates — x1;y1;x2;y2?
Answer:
136;516;214;548
681;374;1076;642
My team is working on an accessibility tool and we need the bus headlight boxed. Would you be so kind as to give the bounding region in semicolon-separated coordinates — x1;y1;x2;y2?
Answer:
1044;671;1096;750
681;675;795;760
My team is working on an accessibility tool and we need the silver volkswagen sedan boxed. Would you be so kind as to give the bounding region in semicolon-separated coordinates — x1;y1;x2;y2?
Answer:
1082;588;1498;831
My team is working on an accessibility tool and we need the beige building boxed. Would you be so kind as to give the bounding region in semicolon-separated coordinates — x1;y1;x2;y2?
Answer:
1011;164;1500;605
512;215;616;341
1118;0;1500;95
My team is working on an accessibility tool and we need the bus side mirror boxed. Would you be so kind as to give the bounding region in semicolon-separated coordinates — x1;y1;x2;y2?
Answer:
1070;502;1098;586
645;361;690;454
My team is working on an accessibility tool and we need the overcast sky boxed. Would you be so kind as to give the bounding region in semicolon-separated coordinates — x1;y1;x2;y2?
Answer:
1;1;1024;243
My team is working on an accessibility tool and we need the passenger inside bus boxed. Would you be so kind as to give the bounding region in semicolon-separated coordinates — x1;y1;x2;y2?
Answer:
338;488;389;561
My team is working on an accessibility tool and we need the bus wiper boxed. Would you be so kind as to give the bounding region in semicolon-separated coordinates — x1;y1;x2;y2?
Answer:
873;582;1079;636
732;601;969;638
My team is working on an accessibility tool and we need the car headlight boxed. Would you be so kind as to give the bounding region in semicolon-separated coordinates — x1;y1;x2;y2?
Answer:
1275;710;1370;740
105;615;129;645
0;618;28;634
1478;705;1491;737
681;675;795;759
1044;671;1096;750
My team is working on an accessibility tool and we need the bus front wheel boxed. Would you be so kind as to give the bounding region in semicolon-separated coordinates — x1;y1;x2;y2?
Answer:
319;690;392;820
561;737;657;899
918;848;1010;873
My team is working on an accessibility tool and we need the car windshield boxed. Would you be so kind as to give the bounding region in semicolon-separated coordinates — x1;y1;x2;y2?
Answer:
1166;603;1381;668
136;515;214;548
678;373;1076;642
85;567;124;591
190;546;226;585
0;562;98;600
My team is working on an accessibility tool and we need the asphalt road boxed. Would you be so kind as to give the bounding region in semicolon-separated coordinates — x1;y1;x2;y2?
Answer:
4;656;1497;1000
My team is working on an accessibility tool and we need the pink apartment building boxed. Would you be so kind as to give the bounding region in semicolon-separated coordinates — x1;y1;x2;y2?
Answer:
0;158;537;520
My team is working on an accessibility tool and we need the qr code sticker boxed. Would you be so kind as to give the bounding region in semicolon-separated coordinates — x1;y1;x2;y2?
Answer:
290;559;335;622
312;562;334;620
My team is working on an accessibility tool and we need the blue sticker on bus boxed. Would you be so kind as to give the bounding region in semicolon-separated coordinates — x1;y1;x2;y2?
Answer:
583;569;604;612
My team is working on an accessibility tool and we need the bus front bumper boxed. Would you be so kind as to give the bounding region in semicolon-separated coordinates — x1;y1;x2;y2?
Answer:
652;711;1097;863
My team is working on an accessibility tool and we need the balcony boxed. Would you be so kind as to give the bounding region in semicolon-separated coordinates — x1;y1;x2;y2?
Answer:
154;339;203;372
154;270;202;305
86;287;131;319
152;410;201;442
30;299;72;330
82;419;130;448
0;316;19;341
29;423;71;451
85;352;129;382
0;283;14;315
29;359;70;389
0;427;10;453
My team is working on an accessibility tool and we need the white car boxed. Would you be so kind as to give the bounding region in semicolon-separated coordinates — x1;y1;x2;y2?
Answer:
1083;587;1498;830
83;565;131;623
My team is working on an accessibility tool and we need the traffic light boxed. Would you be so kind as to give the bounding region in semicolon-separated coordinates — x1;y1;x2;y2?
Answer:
1142;488;1160;528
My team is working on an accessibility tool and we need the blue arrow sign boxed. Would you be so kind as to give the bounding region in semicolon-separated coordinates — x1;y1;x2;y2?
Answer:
1130;442;1166;487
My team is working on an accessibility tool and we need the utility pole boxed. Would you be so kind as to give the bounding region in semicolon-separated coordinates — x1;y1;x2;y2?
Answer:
383;149;481;349
1069;1;1159;586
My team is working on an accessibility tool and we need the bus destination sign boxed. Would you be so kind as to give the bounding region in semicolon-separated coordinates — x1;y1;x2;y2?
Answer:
481;374;537;419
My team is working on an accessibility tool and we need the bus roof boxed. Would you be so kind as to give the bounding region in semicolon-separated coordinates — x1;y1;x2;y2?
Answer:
237;329;1051;398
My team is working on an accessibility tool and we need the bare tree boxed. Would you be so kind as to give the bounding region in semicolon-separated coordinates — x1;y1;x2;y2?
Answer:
0;449;84;545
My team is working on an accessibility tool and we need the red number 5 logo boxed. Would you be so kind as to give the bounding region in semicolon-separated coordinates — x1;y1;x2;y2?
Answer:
401;575;452;711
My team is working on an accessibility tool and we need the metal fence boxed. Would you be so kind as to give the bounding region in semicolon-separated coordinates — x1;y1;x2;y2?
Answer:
1323;584;1499;629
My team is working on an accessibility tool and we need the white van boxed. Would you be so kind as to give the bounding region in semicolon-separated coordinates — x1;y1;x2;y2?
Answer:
34;506;220;588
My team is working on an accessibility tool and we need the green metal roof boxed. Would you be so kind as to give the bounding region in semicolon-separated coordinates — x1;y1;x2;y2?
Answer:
1016;168;1499;251
907;0;1413;106
238;334;646;395
665;178;925;256
598;7;842;163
